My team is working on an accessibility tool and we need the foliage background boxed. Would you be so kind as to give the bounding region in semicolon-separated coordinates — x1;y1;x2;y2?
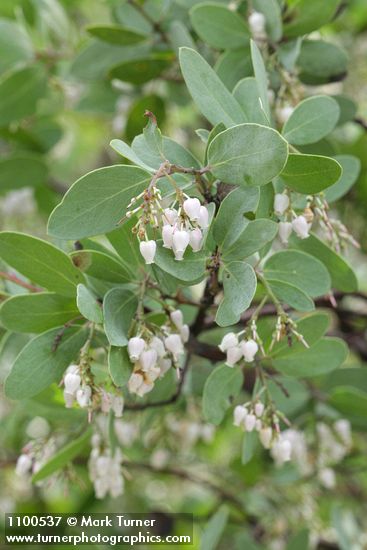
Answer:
0;1;367;549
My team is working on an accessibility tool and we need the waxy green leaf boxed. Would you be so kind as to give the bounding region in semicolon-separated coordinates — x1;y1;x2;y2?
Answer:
208;124;288;186
203;365;243;425
280;154;342;194
5;326;87;399
154;244;207;284
76;284;103;324
190;3;249;49
233;77;268;125
87;25;147;45
108;346;132;387
216;262;256;327
324;155;361;202
0;293;79;333
71;250;132;284
103;289;137;347
179;47;246;127
250;40;270;120
48;165;151;240
0;232;85;297
282;96;340;145
224;218;278;261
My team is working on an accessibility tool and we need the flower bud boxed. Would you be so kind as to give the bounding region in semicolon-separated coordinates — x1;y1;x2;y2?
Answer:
249;11;266;35
172;230;190;261
139;240;156;264
16;454;32;476
170;309;184;329
318;467;336;489
245;413;257;432
219;332;238;352
241;339;258;362
292;215;310;239
198;206;209;229
162;208;178;225
233;405;247;427
278;105;294;124
271;437;292;464
162;224;174;248
189;227;203;252
255;402;265;417
76;385;92;408
140;349;158;372
183;197;201;221
278;221;292;244
259;427;273;449
225;346;243;367
274;193;289;216
64;372;81;394
128;337;145;361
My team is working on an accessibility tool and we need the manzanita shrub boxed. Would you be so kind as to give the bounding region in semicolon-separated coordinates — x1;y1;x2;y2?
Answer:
1;0;367;548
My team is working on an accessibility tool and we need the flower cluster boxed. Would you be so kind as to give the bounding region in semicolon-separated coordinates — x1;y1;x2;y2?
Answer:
125;188;209;264
233;401;292;465
63;364;123;416
219;331;259;367
274;193;312;244
15;418;56;482
127;309;189;397
88;433;124;499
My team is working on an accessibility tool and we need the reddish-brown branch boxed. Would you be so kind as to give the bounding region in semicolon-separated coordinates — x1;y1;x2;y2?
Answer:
0;271;42;293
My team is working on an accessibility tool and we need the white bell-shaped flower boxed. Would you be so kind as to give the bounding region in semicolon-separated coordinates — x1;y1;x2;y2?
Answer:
66;364;79;375
274;193;289;216
255;402;264;417
63;391;75;408
150;336;166;358
159;358;172;377
318;467;336;489
271;437;292;464
244;413;257;432
278;221;292;244
241;339;259;362
259;426;273;449
136;381;154;397
162;208;178;225
164;334;184;357
140;349;158;372
170;309;184;329
145;366;161;383
128;372;144;394
198;206;209;229
255;419;262;431
225;345;243;367
183;197;201;221
189;227;203;252
180;324;190;343
172;230;190;261
76;385;92;408
162;224;174;248
248;11;266;35
112;395;124;418
292;215;310;239
64;372;81;394
139;240;157;264
233;405;247;427
16;454;32;476
219;332;239;352
101;391;112;413
128;337;145;362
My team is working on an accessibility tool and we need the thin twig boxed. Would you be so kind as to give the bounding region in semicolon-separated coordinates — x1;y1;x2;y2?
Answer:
0;271;42;293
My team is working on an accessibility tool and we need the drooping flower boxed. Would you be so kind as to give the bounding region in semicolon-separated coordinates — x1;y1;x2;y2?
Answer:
278;221;293;244
274;193;289;216
292;215;310;239
241;339;259;362
139;240;157;264
183;197;201;221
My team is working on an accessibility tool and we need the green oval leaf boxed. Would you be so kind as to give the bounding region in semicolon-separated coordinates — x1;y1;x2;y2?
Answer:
282;96;340;145
179;47;246;127
48;165;151;240
216;262;256;327
280;154;342;194
203;365;243;425
190;3;249;49
267;280;314;312
0;154;48;193
0;232;85;297
208;123;288;186
224;218;278;260
71;250;132;284
103;288;137;347
154;243;207;283
87;25;147;45
5;326;87;400
76;284;103;324
108;346;132;387
0;293;79;333
324;155;361;203
264;250;331;297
